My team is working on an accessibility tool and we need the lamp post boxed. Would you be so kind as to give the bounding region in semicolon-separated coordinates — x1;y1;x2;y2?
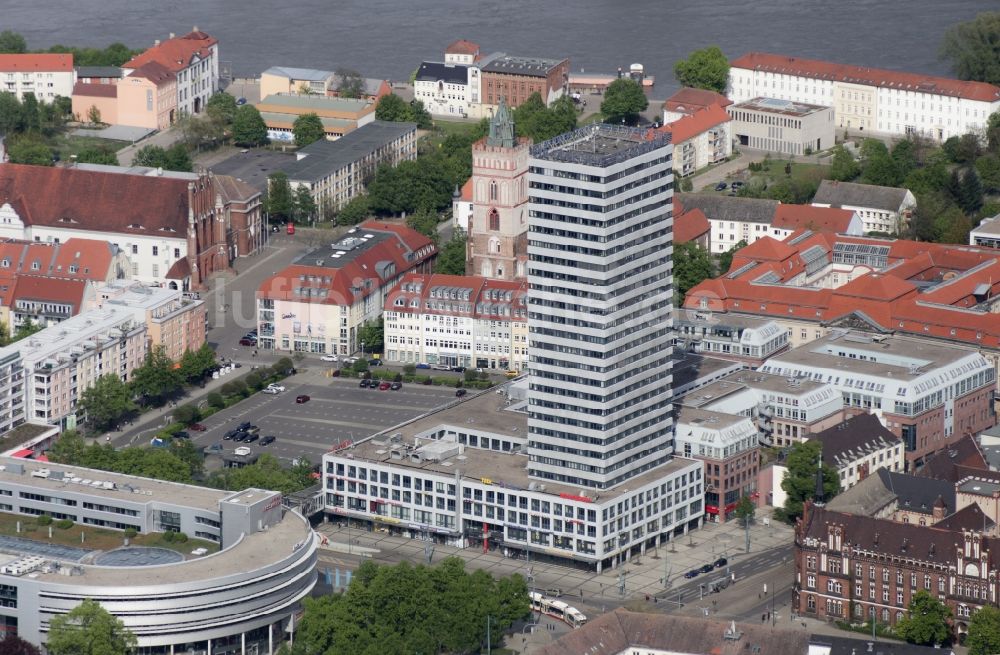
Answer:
361;341;365;360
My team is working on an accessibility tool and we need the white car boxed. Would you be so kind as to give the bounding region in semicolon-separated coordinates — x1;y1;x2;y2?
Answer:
321;354;338;362
264;384;286;393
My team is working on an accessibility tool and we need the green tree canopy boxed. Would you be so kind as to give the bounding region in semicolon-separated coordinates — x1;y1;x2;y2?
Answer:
942;133;982;164
409;99;433;129
335;68;365;99
6;134;52;166
79;374;136;431
75;145;119;166
673;242;714;305
895;590;952;646
375;93;411;122
673;45;730;94
780;440;840;522
967;605;1000;655
940;12;1000;85
336;193;370;226
434;228;467;275
0;634;41;655
294;185;317;222
0;92;24;135
976;154;1000;193
206;92;237;125
600;78;648;126
358;317;384;354
293;112;325;147
130;345;182;405
513;92;578;141
0;31;27;54
734;496;756;526
829;144;860;181
268;172;294;221
232;104;268;146
46;598;137;655
405;207;440;241
209;454;314;495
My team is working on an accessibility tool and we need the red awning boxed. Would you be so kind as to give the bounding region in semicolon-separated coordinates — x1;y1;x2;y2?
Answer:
9;449;33;459
35;454;49;462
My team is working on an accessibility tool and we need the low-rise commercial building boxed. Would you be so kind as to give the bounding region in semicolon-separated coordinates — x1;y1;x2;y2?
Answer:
257;222;435;356
480;54;569;109
675;407;759;523
0;54;74;102
728;97;834;156
760;331;995;469
260;66;390;101
323;382;705;571
383;273;527;371
0;457;316;653
94;282;206;362
256;93;376;142
812;179;916;235
807;413;904;489
284;120;417;214
675;313;789;367
970;214;1000;250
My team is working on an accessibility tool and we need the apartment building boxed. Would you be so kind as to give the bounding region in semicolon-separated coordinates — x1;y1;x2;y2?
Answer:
761;331;995;469
729;52;1000;140
94;282;206;362
383;273;527;371
122;29;219;117
0;353;24;437
0;54;74;102
284;120;417;214
256;222;435;356
728;97;834;156
675;407;759;523
812;180;916;235
804;413;904;490
662;87;732;123
666;103;732;177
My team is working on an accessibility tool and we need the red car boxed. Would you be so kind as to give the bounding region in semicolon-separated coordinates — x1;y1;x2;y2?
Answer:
295;394;310;403
239;337;256;346
378;381;391;391
189;423;207;432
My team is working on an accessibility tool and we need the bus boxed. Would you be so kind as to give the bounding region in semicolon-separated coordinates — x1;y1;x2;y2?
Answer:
529;591;588;628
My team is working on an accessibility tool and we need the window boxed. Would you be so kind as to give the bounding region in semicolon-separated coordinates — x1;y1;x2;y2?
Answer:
489;208;500;231
152;246;159;256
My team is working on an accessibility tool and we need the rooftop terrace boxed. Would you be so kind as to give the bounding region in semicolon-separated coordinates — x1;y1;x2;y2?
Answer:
530;124;671;168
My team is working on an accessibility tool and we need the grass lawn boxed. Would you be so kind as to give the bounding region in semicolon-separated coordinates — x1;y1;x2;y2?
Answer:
0;512;219;555
433;118;482;136
48;132;130;159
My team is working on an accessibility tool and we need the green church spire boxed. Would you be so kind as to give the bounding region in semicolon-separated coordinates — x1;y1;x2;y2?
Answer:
487;96;515;148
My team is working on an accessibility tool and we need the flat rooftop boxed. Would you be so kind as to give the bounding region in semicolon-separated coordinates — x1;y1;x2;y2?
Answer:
734;97;829;117
677;406;751;430
958;478;1000;497
672;352;745;390
339;384;698;501
283;121;416;183
530;123;671;168
0;306;138;367
209;149;296;193
258;93;373;113
0;457;230;512
482;53;565;76
294;229;393;270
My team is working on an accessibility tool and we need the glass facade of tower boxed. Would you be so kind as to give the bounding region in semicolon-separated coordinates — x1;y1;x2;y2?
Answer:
526;125;675;490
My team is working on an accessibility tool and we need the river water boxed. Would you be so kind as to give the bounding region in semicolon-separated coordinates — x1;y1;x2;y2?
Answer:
7;0;996;96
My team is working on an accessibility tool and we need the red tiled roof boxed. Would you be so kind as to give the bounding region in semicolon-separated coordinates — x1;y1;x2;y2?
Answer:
385;273;526;319
446;39;480;56
662;88;732;115
0;164;193;236
124;30;217;74
663;103;730;144
0;238;116;282
772;205;856;233
731;52;1000;103
673;208;709;244
731;236;795;262
10;275;87;313
165;256;190;281
73;81;118;99
128;60;176;84
459;178;473;202
0;54;73;73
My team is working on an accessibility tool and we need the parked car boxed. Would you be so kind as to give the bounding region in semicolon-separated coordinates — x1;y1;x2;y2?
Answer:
262;387;279;394
204;442;224;454
368;381;380;390
266;384;286;393
684;569;700;579
700;563;714;574
173;431;190;439
505;370;519;378
715;181;728;191
369;359;383;367
189;423;206;432
343;357;359;366
321;354;338;362
390;381;402;390
378;381;391;391
714;557;728;568
237;422;251;432
455;389;467;397
359;379;371;388
731;181;744;190
416;363;431;369
239;337;256;346
242;434;260;444
223;429;240;441
296;394;310;403
451;366;466;373
432;364;450;371
260;436;276;446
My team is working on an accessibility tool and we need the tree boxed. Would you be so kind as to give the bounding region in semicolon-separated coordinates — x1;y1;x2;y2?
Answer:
79;374;136;431
46;598;137;655
434;228;467;275
294;185;317;223
205;92;237;125
375;93;411;122
358;317;384;354
352;358;369;373
130;345;182;405
409;99;433;129
940;12;1000;85
76;145;118;166
0;634;41;655
267;172;294;221
987;111;1000;154
895;590;952;646
132;144;168;168
335;68;365;99
942;133;981;164
293;112;325;147
232;104;268;146
673;242;714;305
336;193;370;226
513;92;577;141
967;606;1000;655
405;207;440;241
673;45;730;94
171;404;200;426
890;138;918;178
6;134;52;166
0;92;23;135
164;143;192;172
13;318;42;342
976;154;1000;193
86;104;102;125
46;430;88;466
959;168;984;214
734;496;755;526
210;454;314;495
780;440;840;522
829;144;860;181
0;31;27;54
600;78;648;126
273;357;295;376
717;239;747;275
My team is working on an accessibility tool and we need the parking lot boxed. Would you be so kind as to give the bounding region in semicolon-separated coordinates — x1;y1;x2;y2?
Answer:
190;372;459;464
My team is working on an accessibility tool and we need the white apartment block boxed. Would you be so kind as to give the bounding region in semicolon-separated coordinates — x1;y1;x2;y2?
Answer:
413;61;480;118
0;351;24;436
383;274;528;371
729;52;1000;141
122;30;219;117
0;54;75;102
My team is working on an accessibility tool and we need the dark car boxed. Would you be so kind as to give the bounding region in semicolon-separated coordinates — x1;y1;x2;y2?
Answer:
455;388;467;397
260;436;276;446
239;337;256;346
390;381;402;391
359;378;370;388
368;359;383;367
715;181;728;191
450;366;466;373
416;363;430;369
243;434;260;444
223;429;240;441
684;569;700;579
714;557;728;568
700;563;714;574
237;422;252;432
368;381;380;390
296;394;310;403
378;381;391;391
731;181;744;189
189;423;206;432
173;431;190;439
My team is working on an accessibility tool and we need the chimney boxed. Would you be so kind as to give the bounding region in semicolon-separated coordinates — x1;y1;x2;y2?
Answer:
154;39;161;47
193;25;199;32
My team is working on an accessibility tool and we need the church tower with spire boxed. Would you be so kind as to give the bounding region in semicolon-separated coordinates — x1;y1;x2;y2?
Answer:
466;97;530;280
